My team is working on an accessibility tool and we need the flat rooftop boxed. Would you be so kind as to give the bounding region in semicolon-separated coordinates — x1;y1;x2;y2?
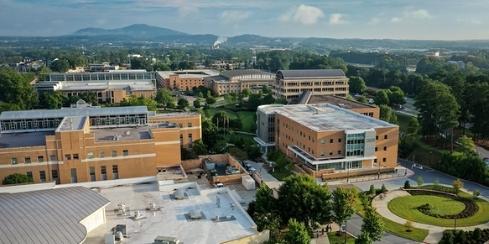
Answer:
56;116;86;132
85;182;257;244
0;106;148;121
157;70;219;79
299;94;377;109
0;187;109;244
92;127;152;141
0;131;53;148
152;112;200;118
260;103;395;131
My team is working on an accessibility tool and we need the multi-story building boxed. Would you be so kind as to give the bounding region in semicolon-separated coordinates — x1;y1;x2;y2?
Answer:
207;69;275;95
36;70;156;104
274;69;349;101
156;69;219;91
0;101;201;185
255;103;398;180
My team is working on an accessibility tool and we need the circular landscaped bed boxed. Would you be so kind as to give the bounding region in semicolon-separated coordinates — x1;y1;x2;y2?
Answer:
387;189;489;227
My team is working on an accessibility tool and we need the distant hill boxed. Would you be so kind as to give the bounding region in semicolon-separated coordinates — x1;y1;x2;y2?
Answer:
72;24;188;38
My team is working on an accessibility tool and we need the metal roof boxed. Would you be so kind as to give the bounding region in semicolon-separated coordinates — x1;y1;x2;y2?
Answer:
277;69;346;79
0;106;148;120
0;187;110;244
221;69;273;79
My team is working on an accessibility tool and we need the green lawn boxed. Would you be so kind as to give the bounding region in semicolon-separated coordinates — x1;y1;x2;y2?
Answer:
388;194;489;227
354;194;428;242
327;232;355;244
270;167;294;181
237;111;256;133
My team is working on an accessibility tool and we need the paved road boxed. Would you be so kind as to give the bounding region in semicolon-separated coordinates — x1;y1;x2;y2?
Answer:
346;214;417;244
477;146;489;160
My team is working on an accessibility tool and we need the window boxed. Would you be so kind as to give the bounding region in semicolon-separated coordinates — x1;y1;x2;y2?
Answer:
338;138;342;143
25;157;31;164
188;122;192;127
87;152;94;159
11;158;17;165
112;150;117;157
50;155;56;161
384;135;388;139
65;154;71;160
329;152;333;156
375;147;378;152
188;134;193;144
330;139;334;143
38;156;44;162
101;166;107;180
180;134;184;145
123;150;129;156
112;165;119;180
39;171;46;182
71;168;77;183
89;167;96;181
376;136;379;140
52;170;59;184
179;123;183;128
383;158;386;162
73;154;79;160
100;151;105;158
338;150;342;154
384;146;387;151
374;159;377;163
26;171;33;181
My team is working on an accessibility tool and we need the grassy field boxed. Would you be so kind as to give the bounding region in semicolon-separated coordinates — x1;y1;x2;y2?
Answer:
327;232;355;244
354;194;429;242
203;108;256;133
388;194;489;227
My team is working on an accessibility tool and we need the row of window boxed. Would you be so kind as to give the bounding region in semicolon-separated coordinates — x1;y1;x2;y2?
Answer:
25;169;58;183
89;165;119;181
86;150;129;160
374;146;388;152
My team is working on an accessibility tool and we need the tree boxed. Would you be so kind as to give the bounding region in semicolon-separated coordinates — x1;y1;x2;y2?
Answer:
155;88;175;108
193;99;201;108
332;188;356;232
205;96;216;105
379;105;398;124
49;58;71;72
355;231;373;244
380;184;387;193
177;98;189;109
0;67;37;110
415;81;460;137
453;179;464;193
349;76;367;94
387;86;405;105
458;135;476;154
284;219;310;244
374;90;390;105
406;117;420;135
191;140;207;155
404;180;411;189
3;173;33;185
361;206;384;242
120;96;157;111
278;175;332;229
38;91;64;109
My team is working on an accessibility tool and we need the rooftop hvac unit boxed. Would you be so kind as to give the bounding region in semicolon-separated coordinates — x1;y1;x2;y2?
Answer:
189;210;203;219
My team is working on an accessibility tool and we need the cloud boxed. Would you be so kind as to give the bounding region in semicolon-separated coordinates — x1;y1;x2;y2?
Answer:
408;9;432;19
280;4;324;25
391;17;401;23
391;8;432;23
329;13;345;25
368;17;380;25
220;10;251;23
456;18;482;25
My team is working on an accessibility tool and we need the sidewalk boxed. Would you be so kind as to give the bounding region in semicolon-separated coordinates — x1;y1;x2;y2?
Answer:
372;189;489;243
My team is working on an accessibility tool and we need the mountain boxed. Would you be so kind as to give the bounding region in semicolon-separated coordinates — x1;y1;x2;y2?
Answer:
72;24;188;39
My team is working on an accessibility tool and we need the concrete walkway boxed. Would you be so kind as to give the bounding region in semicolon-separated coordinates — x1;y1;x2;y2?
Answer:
373;189;489;243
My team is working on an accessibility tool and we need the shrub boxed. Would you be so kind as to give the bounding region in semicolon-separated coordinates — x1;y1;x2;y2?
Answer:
404;221;414;232
368;185;375;195
380;184;388;193
404;180;411;189
2;173;33;185
440;228;489;244
453;179;464;194
407;189;479;219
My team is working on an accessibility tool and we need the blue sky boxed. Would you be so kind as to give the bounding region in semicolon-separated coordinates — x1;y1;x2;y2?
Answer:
1;0;489;40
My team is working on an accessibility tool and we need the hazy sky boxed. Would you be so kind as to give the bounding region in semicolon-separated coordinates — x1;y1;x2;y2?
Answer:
1;0;489;40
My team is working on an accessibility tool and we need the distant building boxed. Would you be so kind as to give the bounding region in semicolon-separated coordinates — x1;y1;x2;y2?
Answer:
273;69;349;101
207;69;275;96
36;70;156;104
255;103;398;180
0;101;201;185
156;70;219;91
88;62;120;72
0;186;110;244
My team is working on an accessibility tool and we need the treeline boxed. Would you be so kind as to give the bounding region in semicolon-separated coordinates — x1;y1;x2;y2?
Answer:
255;50;347;72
